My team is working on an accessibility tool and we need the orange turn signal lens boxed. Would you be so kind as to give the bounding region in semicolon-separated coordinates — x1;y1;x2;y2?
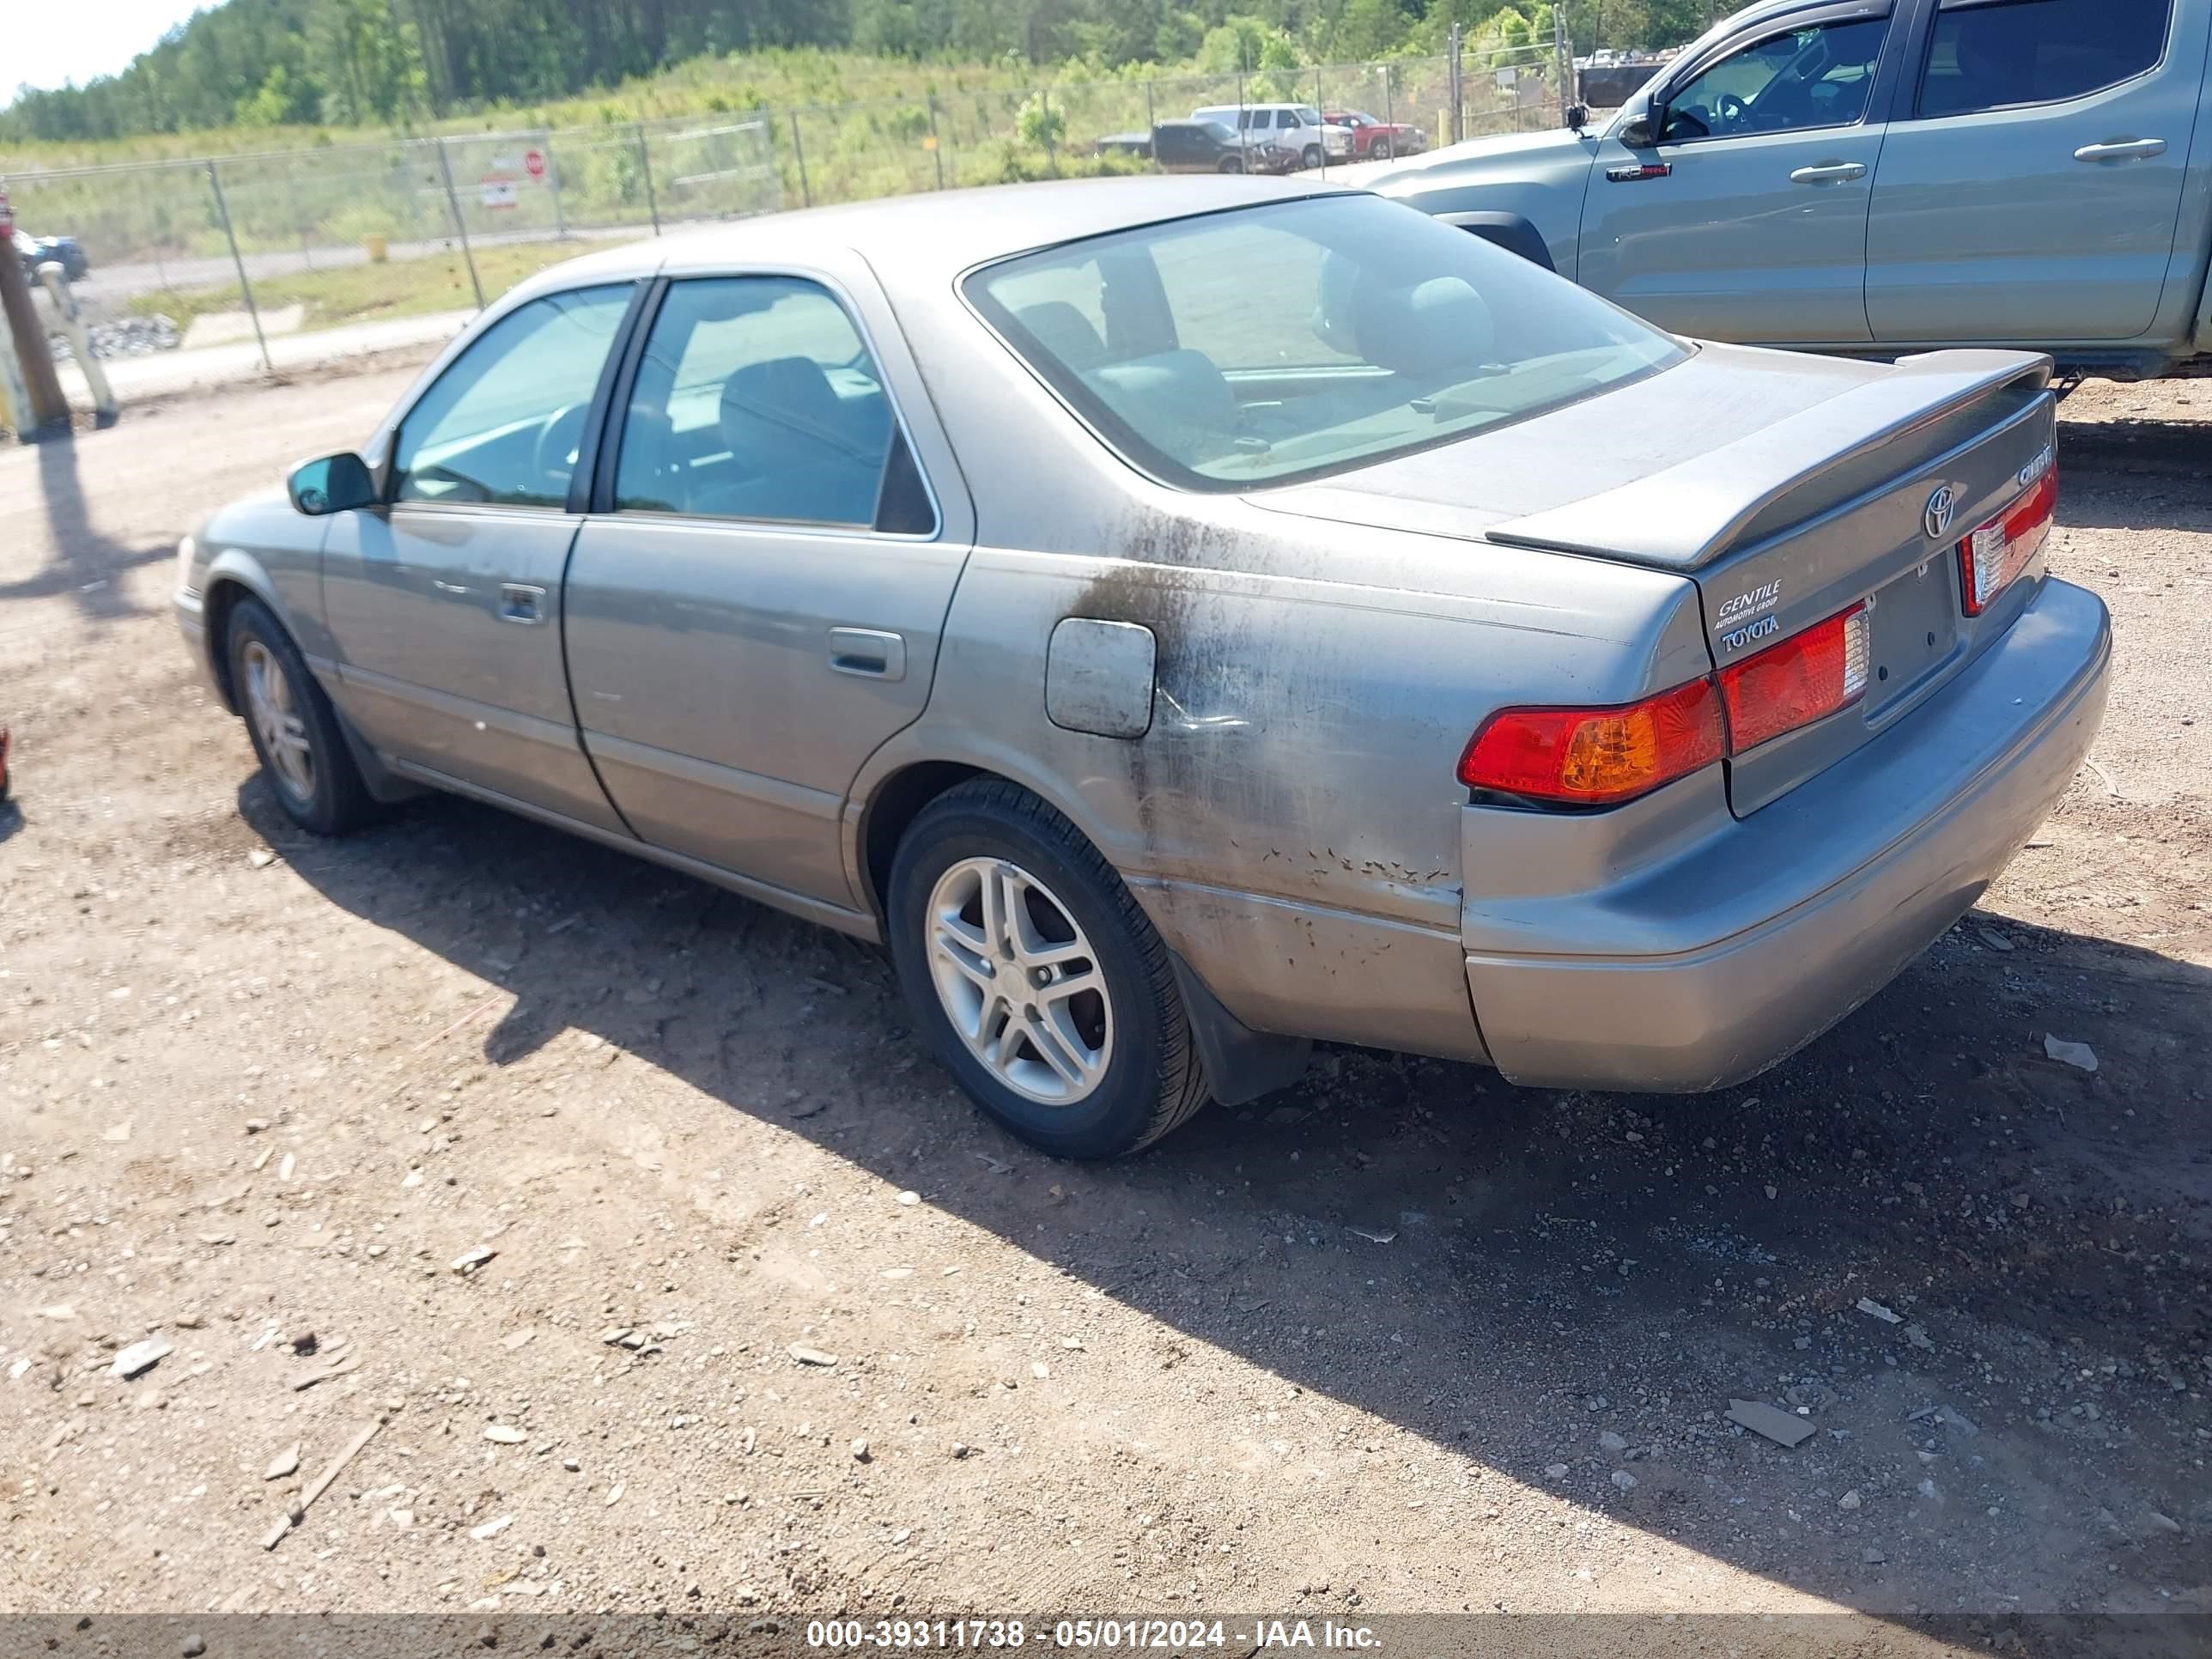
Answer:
1457;678;1726;806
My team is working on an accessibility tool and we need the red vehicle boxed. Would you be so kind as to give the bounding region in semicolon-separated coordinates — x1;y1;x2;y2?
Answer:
1322;109;1427;161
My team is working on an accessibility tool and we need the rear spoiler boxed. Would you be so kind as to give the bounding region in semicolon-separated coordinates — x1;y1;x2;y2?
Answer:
1486;349;2052;571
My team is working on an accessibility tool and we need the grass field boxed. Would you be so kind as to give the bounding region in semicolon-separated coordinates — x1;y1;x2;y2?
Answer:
1;50;1083;173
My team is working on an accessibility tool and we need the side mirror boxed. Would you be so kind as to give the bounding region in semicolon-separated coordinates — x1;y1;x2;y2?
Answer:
288;452;377;516
1564;103;1589;131
1617;112;1657;148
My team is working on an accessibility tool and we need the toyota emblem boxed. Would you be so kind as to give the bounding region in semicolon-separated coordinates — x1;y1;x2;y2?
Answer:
1924;483;1959;541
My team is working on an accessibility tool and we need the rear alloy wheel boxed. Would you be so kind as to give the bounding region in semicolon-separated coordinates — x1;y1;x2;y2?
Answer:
887;780;1210;1158
227;597;376;836
926;856;1114;1107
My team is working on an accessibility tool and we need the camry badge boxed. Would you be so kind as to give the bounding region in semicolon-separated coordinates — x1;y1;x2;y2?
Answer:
1924;483;1959;541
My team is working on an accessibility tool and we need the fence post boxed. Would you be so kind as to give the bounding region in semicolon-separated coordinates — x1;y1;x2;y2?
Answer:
205;161;272;374
37;264;115;424
1447;23;1465;144
927;96;945;189
432;138;487;311
1042;88;1057;174
1382;64;1394;138
635;124;661;235
1315;67;1327;176
789;112;812;208
541;131;568;237
1144;82;1157;172
1553;6;1572;122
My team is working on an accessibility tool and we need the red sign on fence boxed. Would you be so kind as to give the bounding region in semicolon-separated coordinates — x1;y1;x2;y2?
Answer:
524;149;547;180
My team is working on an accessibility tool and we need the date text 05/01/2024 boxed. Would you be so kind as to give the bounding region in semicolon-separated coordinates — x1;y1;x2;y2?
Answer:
803;1620;1382;1650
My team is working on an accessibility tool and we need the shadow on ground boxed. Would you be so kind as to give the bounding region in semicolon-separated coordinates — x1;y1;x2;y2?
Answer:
245;780;2212;1626
0;432;171;623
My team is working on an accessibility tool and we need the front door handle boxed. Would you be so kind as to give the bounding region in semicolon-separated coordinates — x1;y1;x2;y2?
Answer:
827;626;907;681
2074;137;2166;162
498;583;547;625
1789;161;1867;184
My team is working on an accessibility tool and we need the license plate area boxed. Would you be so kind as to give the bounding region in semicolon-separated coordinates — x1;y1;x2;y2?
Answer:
1863;556;1962;714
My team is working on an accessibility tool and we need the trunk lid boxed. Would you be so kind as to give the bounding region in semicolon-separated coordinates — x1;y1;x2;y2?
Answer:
1249;345;2057;815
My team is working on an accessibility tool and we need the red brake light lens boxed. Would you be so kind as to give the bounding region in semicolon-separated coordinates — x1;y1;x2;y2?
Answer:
1717;603;1871;753
1457;679;1725;805
1959;464;2057;616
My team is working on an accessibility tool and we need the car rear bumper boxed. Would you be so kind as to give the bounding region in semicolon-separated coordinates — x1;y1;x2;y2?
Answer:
1462;574;2112;1092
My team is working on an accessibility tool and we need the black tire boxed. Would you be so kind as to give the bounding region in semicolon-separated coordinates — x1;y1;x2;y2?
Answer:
1372;136;1395;161
1218;154;1245;173
886;780;1211;1159
226;597;376;836
1301;143;1324;170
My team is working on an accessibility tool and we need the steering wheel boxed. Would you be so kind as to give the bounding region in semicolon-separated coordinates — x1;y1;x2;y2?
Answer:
1713;90;1749;128
532;402;589;490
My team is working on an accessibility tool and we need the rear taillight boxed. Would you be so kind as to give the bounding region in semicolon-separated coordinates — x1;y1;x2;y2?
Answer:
1718;603;1869;753
1457;679;1724;805
1958;464;2057;616
1460;603;1874;806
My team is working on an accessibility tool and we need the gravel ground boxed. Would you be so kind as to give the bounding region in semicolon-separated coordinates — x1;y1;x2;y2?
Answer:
0;368;2206;1654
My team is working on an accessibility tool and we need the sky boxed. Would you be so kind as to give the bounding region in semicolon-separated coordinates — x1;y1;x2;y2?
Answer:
13;0;208;97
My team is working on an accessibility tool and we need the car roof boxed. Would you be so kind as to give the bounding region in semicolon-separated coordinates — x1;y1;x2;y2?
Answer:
508;176;1350;306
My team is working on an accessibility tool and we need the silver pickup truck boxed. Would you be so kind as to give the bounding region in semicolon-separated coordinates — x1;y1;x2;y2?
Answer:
1368;0;2212;380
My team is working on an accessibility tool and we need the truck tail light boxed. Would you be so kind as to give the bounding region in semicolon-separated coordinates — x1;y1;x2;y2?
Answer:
1717;603;1870;753
1457;679;1724;805
1459;605;1873;805
1958;464;2057;616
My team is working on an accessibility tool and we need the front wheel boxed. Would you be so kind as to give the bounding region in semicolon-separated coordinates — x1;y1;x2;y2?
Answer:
1301;143;1324;170
1372;136;1394;161
1218;154;1245;173
226;598;376;836
886;781;1210;1159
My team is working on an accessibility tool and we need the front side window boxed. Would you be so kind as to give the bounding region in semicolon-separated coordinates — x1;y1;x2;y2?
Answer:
1660;17;1889;140
392;285;631;507
1917;0;2167;118
613;276;903;530
968;194;1686;490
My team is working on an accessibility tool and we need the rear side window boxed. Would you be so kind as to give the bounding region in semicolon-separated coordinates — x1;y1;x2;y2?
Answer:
1917;0;2169;117
613;276;917;532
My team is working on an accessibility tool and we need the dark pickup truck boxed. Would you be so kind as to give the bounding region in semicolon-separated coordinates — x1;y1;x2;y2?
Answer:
1094;119;1297;174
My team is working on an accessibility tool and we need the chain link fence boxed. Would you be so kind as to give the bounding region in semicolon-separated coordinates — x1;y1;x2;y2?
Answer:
775;46;1564;206
7;46;1566;371
7;115;778;363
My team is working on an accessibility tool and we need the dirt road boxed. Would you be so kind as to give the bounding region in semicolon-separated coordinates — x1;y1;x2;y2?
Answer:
0;369;2206;1652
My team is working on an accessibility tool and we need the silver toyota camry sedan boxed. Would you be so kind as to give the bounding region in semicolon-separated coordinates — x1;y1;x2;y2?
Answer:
174;176;2111;1158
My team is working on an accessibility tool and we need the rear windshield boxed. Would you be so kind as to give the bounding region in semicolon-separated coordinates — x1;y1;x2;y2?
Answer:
964;194;1687;490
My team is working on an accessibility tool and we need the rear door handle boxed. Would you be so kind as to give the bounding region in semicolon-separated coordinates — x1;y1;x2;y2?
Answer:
498;583;547;625
1789;161;1867;184
2074;137;2166;161
827;626;906;681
